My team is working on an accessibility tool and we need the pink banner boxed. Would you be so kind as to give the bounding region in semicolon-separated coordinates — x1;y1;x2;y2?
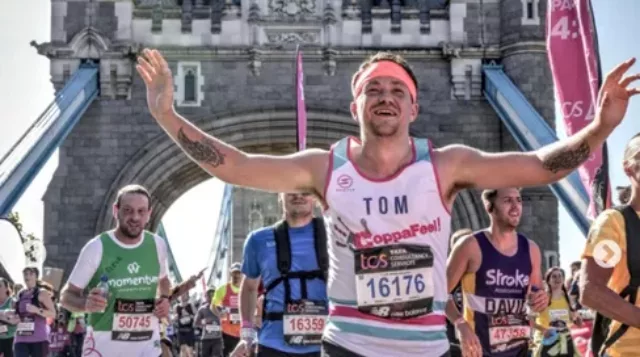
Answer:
570;319;594;356
296;48;307;151
547;0;611;218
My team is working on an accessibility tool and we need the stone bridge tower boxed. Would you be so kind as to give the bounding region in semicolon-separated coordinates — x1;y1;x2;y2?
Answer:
35;0;559;277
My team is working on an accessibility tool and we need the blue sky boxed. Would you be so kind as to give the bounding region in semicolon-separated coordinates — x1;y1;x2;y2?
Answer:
1;0;639;279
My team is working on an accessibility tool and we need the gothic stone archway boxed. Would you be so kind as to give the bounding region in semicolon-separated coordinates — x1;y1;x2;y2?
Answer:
94;109;489;236
42;108;513;277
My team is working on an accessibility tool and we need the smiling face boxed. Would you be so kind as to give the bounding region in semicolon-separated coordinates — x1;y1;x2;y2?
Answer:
485;188;522;230
349;55;419;141
113;192;151;240
351;76;418;139
546;268;565;291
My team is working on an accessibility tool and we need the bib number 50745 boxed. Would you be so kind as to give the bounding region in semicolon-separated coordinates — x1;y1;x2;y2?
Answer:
366;273;426;299
116;315;151;330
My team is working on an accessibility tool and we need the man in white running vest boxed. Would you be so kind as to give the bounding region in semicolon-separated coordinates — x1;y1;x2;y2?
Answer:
136;48;640;357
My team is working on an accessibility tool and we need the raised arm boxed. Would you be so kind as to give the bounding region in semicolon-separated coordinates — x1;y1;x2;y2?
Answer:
580;210;640;327
435;58;640;200
136;49;328;195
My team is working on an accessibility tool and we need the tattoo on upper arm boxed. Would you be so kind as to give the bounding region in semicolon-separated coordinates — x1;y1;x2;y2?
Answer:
177;128;225;167
542;141;590;174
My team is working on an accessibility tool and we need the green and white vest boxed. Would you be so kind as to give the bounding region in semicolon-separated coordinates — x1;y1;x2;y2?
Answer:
0;297;16;339
86;231;159;342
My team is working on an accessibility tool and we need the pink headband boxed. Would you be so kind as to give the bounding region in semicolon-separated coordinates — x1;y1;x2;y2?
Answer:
352;61;417;101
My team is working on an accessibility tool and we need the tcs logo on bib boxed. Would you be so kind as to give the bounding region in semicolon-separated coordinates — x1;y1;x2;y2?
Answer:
359;253;388;270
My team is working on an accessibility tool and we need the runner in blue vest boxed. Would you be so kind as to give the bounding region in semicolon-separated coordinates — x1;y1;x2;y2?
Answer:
232;193;328;357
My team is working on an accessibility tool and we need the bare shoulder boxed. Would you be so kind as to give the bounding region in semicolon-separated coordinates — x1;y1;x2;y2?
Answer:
298;148;330;164
432;143;479;162
449;232;482;274
429;144;481;201
527;238;542;259
294;148;331;194
452;233;480;256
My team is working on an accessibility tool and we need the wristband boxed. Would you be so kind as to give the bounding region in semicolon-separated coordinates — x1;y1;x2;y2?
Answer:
240;327;256;341
453;317;466;327
241;320;254;328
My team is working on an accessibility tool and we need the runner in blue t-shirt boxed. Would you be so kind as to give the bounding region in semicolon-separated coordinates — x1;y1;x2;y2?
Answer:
231;192;328;357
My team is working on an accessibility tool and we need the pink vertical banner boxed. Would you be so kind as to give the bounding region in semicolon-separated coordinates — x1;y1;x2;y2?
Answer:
295;46;307;151
547;0;611;219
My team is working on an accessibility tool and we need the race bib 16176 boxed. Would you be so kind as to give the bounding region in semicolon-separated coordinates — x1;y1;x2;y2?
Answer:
354;245;435;320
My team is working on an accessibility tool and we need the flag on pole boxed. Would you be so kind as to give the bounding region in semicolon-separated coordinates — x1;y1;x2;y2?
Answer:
547;0;611;220
295;45;308;152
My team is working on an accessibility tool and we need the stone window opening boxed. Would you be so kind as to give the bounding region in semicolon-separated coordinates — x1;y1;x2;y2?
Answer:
526;0;534;19
521;0;540;25
184;68;197;103
544;250;559;271
175;61;204;107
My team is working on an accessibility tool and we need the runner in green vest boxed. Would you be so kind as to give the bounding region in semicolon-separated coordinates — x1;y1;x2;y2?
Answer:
59;185;198;357
0;278;18;357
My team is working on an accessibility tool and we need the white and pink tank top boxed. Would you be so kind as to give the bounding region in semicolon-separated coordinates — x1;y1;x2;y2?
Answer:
322;137;452;357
